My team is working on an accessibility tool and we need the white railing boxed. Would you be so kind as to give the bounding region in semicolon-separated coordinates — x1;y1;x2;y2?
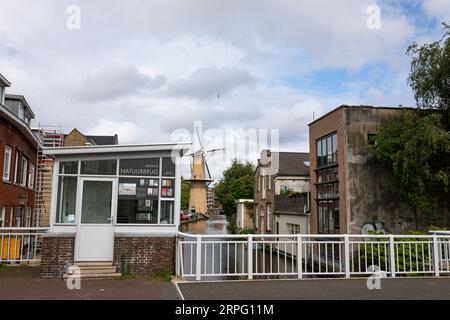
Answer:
176;232;450;280
0;228;48;263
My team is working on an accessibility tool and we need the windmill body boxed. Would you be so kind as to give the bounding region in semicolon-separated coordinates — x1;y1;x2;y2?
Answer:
186;152;213;214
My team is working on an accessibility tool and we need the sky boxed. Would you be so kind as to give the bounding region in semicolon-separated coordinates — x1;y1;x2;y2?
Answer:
1;0;449;179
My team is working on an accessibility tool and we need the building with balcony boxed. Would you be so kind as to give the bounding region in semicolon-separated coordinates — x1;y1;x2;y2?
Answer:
254;150;310;235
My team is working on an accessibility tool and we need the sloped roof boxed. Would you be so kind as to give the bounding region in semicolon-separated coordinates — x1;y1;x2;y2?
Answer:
277;152;310;176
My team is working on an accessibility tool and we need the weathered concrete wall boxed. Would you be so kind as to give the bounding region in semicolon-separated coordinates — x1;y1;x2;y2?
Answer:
274;177;309;195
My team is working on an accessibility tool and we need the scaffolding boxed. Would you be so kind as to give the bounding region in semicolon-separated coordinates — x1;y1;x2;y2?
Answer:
34;124;64;227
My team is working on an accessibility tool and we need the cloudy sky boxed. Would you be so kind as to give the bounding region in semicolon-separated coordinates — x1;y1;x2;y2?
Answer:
1;0;449;178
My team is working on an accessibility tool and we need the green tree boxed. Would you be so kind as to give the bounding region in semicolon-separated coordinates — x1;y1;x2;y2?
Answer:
372;110;450;227
407;22;450;128
215;159;254;216
180;177;190;211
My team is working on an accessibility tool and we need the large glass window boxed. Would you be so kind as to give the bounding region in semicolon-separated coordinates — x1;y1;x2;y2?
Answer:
28;163;35;189
81;181;112;224
117;178;159;224
162;157;175;177
2;146;12;181
318;200;339;234
59;161;78;174
81;160;116;175
161;201;174;224
316;132;337;168
56;176;77;223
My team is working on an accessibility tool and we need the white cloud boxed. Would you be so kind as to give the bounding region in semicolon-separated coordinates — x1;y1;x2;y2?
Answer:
423;0;450;21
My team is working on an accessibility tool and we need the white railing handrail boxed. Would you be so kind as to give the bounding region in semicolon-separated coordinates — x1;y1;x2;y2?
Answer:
177;231;450;239
0;227;49;232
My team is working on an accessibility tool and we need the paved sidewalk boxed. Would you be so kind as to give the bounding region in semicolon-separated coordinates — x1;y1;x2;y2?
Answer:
0;267;180;300
178;277;450;300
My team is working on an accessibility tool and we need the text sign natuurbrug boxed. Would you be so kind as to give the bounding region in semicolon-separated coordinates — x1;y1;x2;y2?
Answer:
119;158;160;176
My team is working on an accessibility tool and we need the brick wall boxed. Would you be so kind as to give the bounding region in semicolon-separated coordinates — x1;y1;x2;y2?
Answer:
114;236;176;276
0;115;37;227
40;235;75;278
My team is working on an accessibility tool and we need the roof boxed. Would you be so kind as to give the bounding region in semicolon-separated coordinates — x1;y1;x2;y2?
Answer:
277;152;310;176
43;142;192;156
308;104;416;126
0;104;38;147
0;74;11;87
5;94;35;118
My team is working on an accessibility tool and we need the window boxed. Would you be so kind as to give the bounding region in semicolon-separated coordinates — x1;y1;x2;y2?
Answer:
28;163;35;189
262;175;266;199
20;157;28;186
254;207;259;229
13;150;20;184
0;87;4;105
160;201;174;224
258;176;261;192
9;207;13;227
16;207;23;227
287;223;301;234
56;176;77;224
267;204;271;231
260;206;265;233
368;134;377;146
18;103;24;120
25;207;31;227
3;145;12;181
81;160;116;175
0;207;5;227
117;178;159;224
318;200;340;234
59;161;78;174
268;174;271;190
162;157;175;177
316;132;337;168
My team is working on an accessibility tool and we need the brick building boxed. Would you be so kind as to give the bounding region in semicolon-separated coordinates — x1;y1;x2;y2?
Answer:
254;150;310;235
0;74;38;228
308;105;448;235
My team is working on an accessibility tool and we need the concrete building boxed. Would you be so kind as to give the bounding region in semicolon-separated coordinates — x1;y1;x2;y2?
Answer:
254;150;310;234
308;105;440;235
0;74;39;228
236;199;254;231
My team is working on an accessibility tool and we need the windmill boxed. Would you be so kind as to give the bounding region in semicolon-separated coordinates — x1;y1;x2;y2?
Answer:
185;126;224;215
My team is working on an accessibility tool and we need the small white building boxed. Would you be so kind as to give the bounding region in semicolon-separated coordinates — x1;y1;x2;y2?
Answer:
40;142;190;277
236;199;254;231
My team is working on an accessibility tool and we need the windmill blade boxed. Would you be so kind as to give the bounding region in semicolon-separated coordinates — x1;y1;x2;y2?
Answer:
195;126;204;151
206;148;225;153
205;157;212;180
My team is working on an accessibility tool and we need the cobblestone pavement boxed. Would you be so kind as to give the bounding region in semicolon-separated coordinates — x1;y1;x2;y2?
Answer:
178;277;450;300
0;267;180;300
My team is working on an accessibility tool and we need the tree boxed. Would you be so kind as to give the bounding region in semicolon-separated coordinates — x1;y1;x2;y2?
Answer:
214;159;254;216
372;110;450;226
407;22;450;128
180;177;190;211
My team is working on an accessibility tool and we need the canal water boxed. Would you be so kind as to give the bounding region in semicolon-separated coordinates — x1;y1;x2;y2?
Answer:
179;215;295;280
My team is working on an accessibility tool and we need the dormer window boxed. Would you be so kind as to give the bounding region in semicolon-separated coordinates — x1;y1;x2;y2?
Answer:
18;103;24;120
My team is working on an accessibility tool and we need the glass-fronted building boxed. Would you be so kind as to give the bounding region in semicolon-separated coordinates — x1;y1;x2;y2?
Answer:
40;142;191;277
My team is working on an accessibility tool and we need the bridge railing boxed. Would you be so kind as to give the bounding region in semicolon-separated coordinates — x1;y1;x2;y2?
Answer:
0;228;49;263
176;232;450;280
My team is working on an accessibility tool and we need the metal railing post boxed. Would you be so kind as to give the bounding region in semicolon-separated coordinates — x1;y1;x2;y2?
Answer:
389;235;396;278
248;234;253;280
344;235;350;278
297;235;302;278
175;235;180;277
433;235;440;277
196;235;202;281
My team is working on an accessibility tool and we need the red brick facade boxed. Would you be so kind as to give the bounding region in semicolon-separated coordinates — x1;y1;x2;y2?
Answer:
0;115;37;227
114;236;176;276
40;235;75;278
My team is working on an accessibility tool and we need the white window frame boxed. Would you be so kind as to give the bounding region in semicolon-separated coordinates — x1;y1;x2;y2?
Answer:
20;156;28;187
254;207;259;229
267;204;271;231
3;145;12;181
260;206;265;234
13;150;20;184
16;207;22;227
18;103;24;120
25;207;32;227
9;207;14;227
262;175;266;199
268;174;271;190
0;207;5;227
28;163;35;189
